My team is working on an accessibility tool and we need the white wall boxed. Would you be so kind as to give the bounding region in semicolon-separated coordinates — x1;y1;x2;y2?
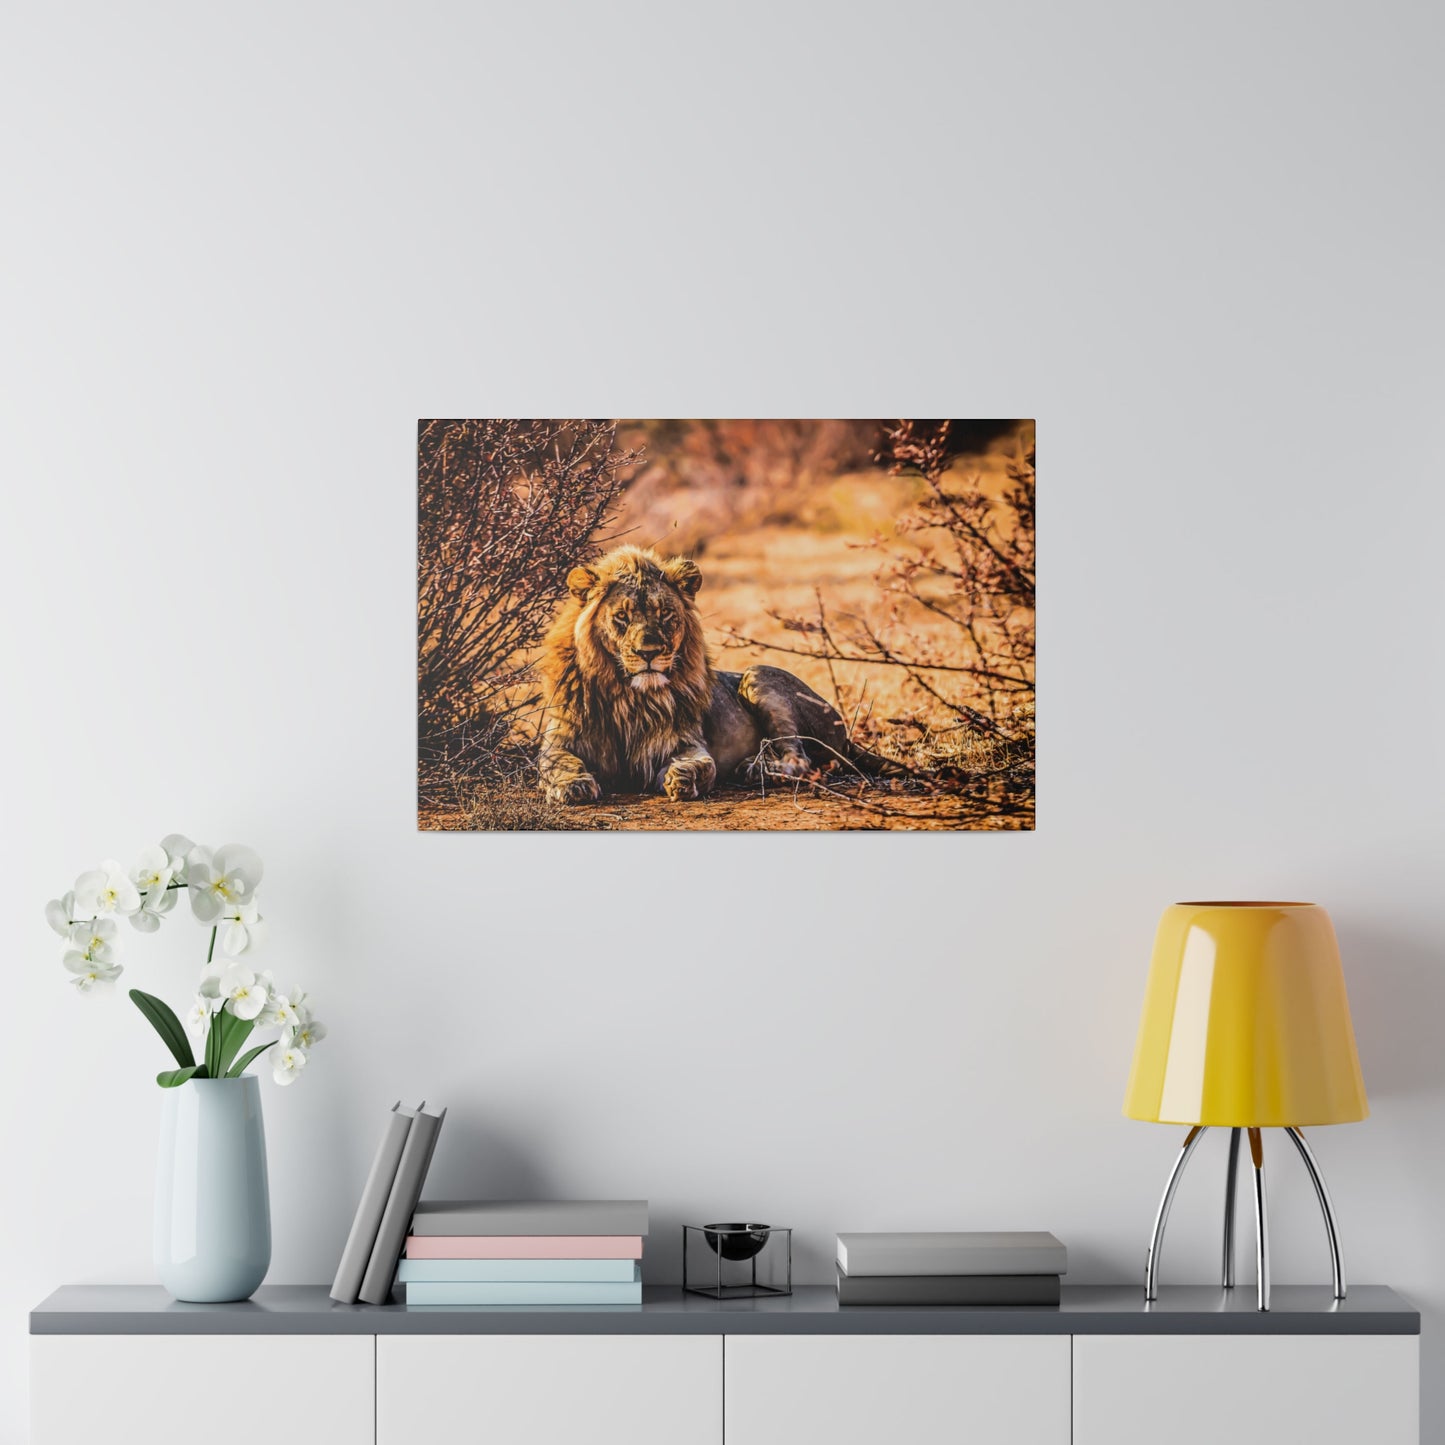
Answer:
2;2;1442;1439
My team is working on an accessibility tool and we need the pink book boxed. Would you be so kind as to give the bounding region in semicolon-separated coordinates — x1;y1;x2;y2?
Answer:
404;1235;644;1260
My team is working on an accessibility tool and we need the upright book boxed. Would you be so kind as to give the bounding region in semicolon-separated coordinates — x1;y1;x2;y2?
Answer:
330;1102;420;1304
836;1231;1066;1277
358;1103;446;1305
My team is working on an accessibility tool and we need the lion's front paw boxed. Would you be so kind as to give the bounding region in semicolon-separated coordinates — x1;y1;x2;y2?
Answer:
748;743;811;780
663;755;716;802
770;746;811;778
546;773;602;805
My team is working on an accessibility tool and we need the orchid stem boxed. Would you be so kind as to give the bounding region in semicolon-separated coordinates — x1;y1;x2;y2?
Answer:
206;927;217;965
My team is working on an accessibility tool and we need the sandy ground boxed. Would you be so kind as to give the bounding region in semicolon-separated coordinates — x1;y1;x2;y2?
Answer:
425;777;1033;833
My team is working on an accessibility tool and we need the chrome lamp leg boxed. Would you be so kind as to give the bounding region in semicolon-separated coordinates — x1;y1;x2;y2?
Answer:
1285;1126;1346;1299
1222;1127;1241;1288
1248;1127;1270;1312
1145;1125;1207;1301
1147;1124;1340;1312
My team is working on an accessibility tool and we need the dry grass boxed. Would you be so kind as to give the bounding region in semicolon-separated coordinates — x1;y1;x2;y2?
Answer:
867;707;1035;781
442;783;571;832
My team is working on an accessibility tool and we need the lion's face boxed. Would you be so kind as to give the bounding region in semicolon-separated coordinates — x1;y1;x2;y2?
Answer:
568;550;703;693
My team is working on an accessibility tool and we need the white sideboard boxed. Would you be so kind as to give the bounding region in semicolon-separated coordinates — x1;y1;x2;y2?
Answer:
377;1334;721;1445
1073;1333;1419;1445
30;1284;1421;1445
31;1334;374;1445
725;1334;1070;1445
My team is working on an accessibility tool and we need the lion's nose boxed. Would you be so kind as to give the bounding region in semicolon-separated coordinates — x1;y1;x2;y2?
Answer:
636;641;664;659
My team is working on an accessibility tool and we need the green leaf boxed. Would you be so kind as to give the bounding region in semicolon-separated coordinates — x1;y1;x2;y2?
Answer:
216;1011;255;1077
130;990;195;1070
227;1040;277;1078
205;1009;223;1079
157;1065;203;1088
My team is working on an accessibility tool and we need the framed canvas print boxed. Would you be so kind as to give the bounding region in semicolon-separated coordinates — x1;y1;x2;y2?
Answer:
417;419;1034;832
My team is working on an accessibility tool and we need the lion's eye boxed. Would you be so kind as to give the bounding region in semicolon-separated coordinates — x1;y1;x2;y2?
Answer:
613;614;629;632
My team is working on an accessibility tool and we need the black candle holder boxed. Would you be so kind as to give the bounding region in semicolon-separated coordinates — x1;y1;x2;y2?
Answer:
683;1223;792;1298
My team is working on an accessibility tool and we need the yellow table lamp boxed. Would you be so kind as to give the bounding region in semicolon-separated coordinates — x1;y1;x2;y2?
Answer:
1124;901;1367;1311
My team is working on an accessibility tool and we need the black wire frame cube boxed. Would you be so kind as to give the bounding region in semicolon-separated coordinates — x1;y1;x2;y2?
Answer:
682;1224;793;1298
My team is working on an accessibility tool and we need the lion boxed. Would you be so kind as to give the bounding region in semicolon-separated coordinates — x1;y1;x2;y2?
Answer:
536;545;902;804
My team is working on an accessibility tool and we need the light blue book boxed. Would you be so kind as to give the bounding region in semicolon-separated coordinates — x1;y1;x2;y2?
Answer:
397;1259;640;1284
404;1279;643;1306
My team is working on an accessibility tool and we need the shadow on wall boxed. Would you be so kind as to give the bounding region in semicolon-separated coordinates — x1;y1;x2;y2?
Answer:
422;1114;563;1201
1338;919;1445;1103
1335;916;1445;1439
644;1210;686;1284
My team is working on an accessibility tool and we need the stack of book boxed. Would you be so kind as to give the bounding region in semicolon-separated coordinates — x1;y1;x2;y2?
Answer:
398;1200;648;1305
834;1230;1066;1305
332;1101;448;1306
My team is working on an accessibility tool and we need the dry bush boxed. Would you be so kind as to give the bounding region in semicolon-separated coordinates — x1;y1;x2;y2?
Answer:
723;419;1036;785
874;419;1035;725
417;419;640;812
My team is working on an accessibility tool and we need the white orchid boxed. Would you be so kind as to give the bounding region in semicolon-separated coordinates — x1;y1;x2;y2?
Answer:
218;900;266;956
73;860;141;919
187;844;263;924
129;846;182;935
63;917;121;975
288;1016;327;1051
216;963;269;1021
65;955;123;991
185;996;215;1036
272;1045;307;1086
160;834;196;882
258;985;298;1031
67;918;119;963
130;882;179;933
131;844;174;896
46;892;76;938
50;835;324;1087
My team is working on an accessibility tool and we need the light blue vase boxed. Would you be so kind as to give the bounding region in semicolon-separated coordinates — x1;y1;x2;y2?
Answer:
154;1076;271;1302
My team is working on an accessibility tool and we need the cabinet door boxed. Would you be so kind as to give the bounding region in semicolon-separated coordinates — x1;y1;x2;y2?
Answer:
1073;1334;1419;1445
32;1335;374;1445
377;1334;720;1445
724;1334;1070;1445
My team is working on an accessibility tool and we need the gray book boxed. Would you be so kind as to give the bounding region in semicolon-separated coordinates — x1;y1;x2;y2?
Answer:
836;1231;1066;1277
358;1105;447;1305
410;1199;649;1237
330;1102;420;1304
836;1267;1061;1306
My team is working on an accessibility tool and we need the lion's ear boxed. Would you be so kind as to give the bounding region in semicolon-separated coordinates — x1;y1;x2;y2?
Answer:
665;557;702;598
567;565;600;601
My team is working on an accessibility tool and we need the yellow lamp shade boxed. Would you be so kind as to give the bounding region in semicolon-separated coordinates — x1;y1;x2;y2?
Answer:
1124;901;1368;1127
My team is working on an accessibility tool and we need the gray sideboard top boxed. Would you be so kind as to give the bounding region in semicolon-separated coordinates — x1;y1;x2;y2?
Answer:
31;1284;1419;1337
